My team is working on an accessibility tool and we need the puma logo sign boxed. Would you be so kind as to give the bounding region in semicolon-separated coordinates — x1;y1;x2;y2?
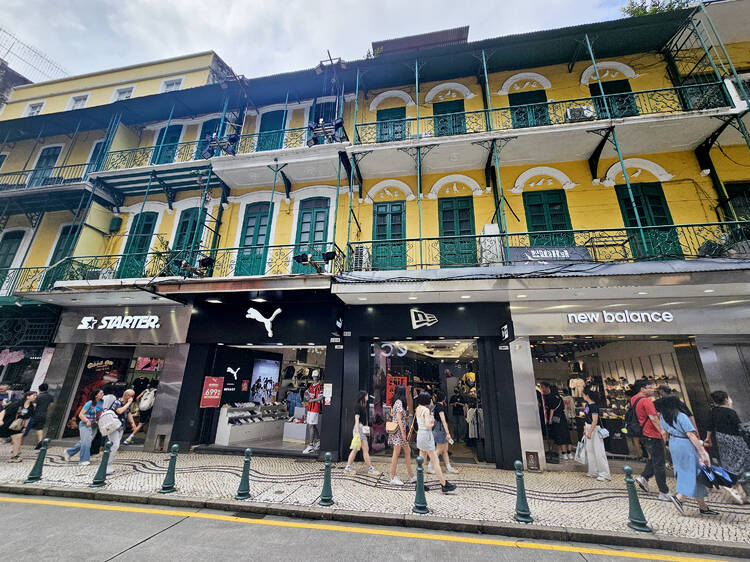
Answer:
246;307;282;338
226;367;240;380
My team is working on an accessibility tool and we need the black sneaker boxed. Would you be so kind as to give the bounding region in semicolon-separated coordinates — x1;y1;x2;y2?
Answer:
699;507;719;515
669;495;685;516
441;481;457;494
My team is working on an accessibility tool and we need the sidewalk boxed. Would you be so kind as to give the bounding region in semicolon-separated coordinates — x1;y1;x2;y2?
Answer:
1;444;748;557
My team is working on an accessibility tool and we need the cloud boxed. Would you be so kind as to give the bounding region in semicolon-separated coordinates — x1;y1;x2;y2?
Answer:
2;0;625;80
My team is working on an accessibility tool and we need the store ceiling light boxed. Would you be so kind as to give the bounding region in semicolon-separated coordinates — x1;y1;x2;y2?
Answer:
307;342;315;346
460;295;471;299
703;289;715;293
251;297;267;303
123;296;133;300
358;297;367;301
637;291;648;295
457;306;466;311
408;296;418;300
276;342;284;346
206;298;223;304
517;294;527;298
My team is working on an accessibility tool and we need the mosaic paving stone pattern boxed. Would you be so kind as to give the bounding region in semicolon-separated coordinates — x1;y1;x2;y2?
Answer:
1;444;748;544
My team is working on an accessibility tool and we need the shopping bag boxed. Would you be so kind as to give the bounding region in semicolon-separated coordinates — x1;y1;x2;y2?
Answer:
574;440;587;464
350;433;361;451
597;427;610;439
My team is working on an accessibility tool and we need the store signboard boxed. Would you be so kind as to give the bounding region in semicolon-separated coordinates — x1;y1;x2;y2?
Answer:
508;246;591;263
200;376;224;408
56;305;191;344
567;310;674;324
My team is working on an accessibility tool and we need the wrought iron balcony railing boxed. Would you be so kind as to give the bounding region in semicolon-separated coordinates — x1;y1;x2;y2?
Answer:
344;221;750;271
354;81;730;145
0;162;96;191
236;127;310;154
100;140;203;171
13;243;346;293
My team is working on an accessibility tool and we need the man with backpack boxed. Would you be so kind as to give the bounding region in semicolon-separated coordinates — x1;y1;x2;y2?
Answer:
628;380;670;499
124;379;158;445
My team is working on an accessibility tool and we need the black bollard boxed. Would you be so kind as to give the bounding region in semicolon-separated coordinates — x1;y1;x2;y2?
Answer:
623;465;652;532
513;460;533;523
90;441;112;488
318;451;333;506
413;456;428;514
159;443;179;494
25;438;50;483
236;448;252;500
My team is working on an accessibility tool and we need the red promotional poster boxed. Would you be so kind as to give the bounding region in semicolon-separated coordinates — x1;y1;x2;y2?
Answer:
241;379;249;392
386;375;407;406
200;376;224;408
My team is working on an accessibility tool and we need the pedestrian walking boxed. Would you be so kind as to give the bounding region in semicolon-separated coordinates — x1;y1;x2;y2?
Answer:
659;395;718;516
427;390;458;475
704;390;750;504
654;385;696;429
388;385;415;486
582;389;610;481
0;390;37;462
102;389;136;475
124;379;158;445
631;380;670;499
546;385;573;460
63;389;103;465
29;383;54;449
415;391;457;494
344;390;380;476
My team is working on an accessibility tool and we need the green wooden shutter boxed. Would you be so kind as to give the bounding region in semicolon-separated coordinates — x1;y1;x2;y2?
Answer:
439;197;476;267
589;80;638;118
615;182;681;259
85;140;105;177
173;208;200;252
522;189;573;246
196;119;220;158
433;100;465;137
119;212;158;277
372;201;406;270
236;202;272;275
0;231;24;270
258;111;285;151
376;107;406;142
29;146;62;187
509;90;550;128
292;198;329;273
152;125;183;164
39;225;75;290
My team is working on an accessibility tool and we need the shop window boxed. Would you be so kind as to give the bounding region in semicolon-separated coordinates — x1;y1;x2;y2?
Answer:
257;111;285;151
119;211;158;278
372;201;406;270
522;189;573;246
589;79;638;118
438;196;476;267
509;90;550;129
615;182;682;259
236;202;272;276
433;100;465;137
292;198;329;274
376;107;406;142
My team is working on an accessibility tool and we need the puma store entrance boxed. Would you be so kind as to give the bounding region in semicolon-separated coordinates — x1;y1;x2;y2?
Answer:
170;290;344;457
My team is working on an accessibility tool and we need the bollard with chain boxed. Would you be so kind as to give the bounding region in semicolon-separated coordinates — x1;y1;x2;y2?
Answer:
318;451;333;506
236;448;252;500
159;443;180;494
24;438;50;483
413;456;428;514
623;465;652;532
90;441;112;488
513;460;533;523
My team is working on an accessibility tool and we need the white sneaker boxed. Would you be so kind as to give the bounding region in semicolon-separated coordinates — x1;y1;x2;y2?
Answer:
446;465;459;474
390;477;404;486
596;476;611;482
106;468;115;475
657;492;671;501
426;463;435;474
302;445;314;454
367;466;381;476
343;465;353;473
408;475;417;484
80;461;90;466
62;451;71;462
635;476;649;493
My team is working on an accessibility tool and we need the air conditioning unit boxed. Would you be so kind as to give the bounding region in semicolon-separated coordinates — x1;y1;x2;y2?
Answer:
351;245;371;271
479;224;504;266
565;105;595;123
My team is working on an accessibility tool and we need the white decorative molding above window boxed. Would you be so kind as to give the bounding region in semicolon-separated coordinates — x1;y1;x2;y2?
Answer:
580;62;639;85
497;72;552;95
368;90;416;111
600;158;674;185
427;174;485;199
363;179;416;203
66;93;90;111
512;167;578;194
424;82;476;104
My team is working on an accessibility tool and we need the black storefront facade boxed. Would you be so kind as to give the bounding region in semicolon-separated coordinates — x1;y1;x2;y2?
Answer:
339;302;521;469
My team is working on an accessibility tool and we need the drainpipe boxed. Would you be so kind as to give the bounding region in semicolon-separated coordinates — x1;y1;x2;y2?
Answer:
415;59;423;266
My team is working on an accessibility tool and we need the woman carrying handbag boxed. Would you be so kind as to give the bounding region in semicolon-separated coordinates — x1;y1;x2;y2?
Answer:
388;385;416;486
344;390;380;476
582;389;611;481
0;390;37;462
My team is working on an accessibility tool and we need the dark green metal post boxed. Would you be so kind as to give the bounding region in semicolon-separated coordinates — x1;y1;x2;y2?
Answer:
413;456;428;514
153;103;175;164
90;440;112;488
24;438;50;483
236;448;252;500
513;460;533;523
623;465;652;532
319;451;334;506
159;443;179;494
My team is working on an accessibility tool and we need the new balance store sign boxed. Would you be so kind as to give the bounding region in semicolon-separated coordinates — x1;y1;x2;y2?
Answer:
567;310;674;324
56;306;190;344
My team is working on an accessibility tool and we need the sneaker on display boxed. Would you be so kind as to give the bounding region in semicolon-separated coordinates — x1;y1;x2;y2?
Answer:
390;477;404;486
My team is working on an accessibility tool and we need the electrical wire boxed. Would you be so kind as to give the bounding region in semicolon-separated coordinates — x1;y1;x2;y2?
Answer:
715;141;750;168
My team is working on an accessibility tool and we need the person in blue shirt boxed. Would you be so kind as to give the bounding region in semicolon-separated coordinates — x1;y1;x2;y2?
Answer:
64;389;103;465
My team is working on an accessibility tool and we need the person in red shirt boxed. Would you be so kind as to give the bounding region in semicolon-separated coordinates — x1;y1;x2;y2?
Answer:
630;379;670;498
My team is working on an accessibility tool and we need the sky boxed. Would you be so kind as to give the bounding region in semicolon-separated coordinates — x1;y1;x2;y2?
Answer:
2;0;628;82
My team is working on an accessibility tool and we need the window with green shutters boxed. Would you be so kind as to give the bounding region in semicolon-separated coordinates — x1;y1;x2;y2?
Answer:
0;231;24;270
438;197;476;267
433;100;466;137
589;79;638;118
522;189;573;246
615;182;682;259
28;146;62;187
151;125;182;165
372;201;406;270
292;198;329;273
119;212;158;278
85;140;105;177
509;90;550;129
257;111;285;151
236;202;272;276
196;118;220;158
173;208;201;252
376;107;406;143
40;225;75;290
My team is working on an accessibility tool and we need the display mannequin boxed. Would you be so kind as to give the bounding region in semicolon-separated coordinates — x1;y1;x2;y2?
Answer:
303;370;323;454
569;376;585;398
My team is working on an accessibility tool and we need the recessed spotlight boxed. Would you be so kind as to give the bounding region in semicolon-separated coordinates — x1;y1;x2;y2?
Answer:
649;335;659;339
191;309;199;314
217;343;224;346
457;306;466;311
472;336;479;339
123;297;133;300
307;342;315;346
408;296;418;300
251;297;267;303
357;297;368;301
584;336;593;339
637;291;648;295
460;295;471;299
438;336;445;340
703;289;715;293
373;336;380;340
206;298;223;304
406;336;412;340
617;336;626;339
246;343;253;346
276;342;284;346
517;294;527;299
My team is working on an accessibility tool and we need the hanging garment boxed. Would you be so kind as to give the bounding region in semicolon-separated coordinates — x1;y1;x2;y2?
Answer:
569;378;585;398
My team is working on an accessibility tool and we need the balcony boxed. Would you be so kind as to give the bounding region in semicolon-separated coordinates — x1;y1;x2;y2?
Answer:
353;82;731;145
13;243;346;293
343;221;750;271
0;162;95;191
101;141;202;171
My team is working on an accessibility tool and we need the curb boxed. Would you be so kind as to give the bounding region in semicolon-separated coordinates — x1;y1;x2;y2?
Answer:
1;483;748;559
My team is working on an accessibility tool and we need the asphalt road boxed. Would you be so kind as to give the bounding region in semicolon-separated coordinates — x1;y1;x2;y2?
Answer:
0;494;739;562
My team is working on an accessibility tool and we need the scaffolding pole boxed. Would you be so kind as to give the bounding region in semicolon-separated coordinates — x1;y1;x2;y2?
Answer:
60;120;81;167
216;94;230;141
188;168;213;263
264;159;285;259
584;34;647;251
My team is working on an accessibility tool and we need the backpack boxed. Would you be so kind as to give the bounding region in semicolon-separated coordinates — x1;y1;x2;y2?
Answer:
98;408;122;436
139;388;156;411
624;396;647;437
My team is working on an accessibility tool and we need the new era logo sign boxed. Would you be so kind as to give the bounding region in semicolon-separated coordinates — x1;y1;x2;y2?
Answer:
410;308;438;330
